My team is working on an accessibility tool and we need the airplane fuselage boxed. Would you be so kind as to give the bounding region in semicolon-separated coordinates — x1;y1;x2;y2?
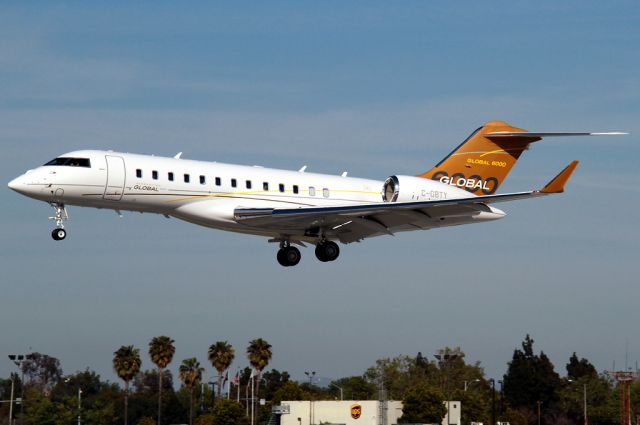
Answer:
9;150;486;242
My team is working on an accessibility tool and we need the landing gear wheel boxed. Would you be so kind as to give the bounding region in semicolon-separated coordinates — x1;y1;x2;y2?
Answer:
277;246;301;267
315;241;340;262
51;228;66;241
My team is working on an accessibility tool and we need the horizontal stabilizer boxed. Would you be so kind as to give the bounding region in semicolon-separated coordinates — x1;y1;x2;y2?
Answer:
485;131;627;138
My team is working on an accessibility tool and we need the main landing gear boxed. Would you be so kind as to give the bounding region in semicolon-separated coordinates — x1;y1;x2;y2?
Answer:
277;244;301;267
49;203;68;241
275;240;340;267
315;241;340;262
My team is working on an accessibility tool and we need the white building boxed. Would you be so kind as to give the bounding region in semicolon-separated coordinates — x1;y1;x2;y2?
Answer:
278;400;461;425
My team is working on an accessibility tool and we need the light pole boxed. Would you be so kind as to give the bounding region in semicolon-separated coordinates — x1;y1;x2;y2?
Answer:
329;383;343;400
435;349;461;425
464;379;480;391
536;400;542;425
9;353;33;420
65;377;82;425
582;383;587;425
8;374;14;425
568;379;588;425
305;371;315;425
498;380;504;417
489;379;496;425
77;387;82;425
208;381;216;409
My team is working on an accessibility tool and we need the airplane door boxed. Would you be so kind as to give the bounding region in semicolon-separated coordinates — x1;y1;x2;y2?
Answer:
104;155;126;201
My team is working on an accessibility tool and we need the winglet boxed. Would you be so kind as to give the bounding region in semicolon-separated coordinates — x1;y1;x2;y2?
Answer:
540;160;579;193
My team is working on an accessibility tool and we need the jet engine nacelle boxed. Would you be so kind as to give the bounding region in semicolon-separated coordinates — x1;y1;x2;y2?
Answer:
382;175;470;202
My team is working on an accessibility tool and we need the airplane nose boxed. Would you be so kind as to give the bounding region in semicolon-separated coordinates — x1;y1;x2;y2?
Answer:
8;175;26;193
7;177;20;192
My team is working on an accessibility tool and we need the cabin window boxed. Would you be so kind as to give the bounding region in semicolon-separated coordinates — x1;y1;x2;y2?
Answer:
231;178;237;188
184;174;190;183
215;177;221;186
246;180;252;189
168;172;174;181
309;187;316;196
199;175;206;185
44;157;91;168
279;184;285;193
263;182;269;191
293;185;299;194
136;169;142;178
323;188;330;198
152;170;158;180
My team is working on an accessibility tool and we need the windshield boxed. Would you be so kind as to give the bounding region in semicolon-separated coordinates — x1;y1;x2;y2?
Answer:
44;157;91;168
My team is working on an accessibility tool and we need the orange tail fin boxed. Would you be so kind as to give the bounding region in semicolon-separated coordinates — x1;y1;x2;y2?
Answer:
419;120;542;195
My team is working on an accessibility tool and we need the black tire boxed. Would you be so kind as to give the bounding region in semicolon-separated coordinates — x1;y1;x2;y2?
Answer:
315;241;340;262
52;228;66;241
315;244;328;262
284;246;301;266
277;248;289;267
323;241;340;261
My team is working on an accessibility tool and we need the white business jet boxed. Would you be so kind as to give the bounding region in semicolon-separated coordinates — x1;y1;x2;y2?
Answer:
8;120;625;266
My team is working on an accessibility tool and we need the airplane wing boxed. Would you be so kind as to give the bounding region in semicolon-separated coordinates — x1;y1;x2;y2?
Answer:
234;161;579;243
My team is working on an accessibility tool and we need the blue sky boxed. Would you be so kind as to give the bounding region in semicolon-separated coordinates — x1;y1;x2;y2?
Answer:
1;1;639;387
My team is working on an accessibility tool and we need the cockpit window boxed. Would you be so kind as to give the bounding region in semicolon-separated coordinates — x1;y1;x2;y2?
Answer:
44;157;91;168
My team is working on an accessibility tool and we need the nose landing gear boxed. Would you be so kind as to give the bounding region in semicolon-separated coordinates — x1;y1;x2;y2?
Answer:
51;228;66;240
49;203;69;241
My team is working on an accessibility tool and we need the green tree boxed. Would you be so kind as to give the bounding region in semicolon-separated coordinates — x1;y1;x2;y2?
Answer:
193;414;214;425
21;386;75;425
246;338;272;402
210;399;249;425
148;335;175;425
502;335;562;419
566;353;597;380
113;345;142;425
179;358;204;425
136;417;157;425
261;369;291;400
271;381;305;405
329;376;376;400
21;352;63;396
452;388;489;425
501;407;528;425
207;341;235;398
398;384;447;424
560;373;615;425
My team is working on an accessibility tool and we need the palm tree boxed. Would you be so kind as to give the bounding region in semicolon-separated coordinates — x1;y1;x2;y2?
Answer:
246;338;272;403
208;341;235;398
113;345;142;425
179;358;204;425
148;336;175;425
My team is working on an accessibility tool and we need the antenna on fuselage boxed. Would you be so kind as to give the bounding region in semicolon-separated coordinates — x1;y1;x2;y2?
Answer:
298;165;307;172
174;152;183;159
341;171;348;177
